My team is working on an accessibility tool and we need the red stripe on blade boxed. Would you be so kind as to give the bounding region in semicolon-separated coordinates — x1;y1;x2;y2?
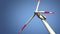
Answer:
44;11;49;14
21;24;27;31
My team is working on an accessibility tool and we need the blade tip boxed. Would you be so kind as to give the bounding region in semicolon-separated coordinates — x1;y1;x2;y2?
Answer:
18;32;20;34
38;0;40;2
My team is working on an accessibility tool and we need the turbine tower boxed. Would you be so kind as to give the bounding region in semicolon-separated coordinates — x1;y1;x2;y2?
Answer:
18;0;56;34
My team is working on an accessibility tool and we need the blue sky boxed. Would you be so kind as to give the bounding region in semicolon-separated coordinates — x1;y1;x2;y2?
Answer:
1;0;60;34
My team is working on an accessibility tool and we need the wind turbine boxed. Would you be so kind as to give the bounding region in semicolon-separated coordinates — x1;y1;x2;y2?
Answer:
18;0;56;34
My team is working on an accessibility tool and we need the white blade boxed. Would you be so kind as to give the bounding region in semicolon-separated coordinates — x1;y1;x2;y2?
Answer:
42;20;56;34
38;11;55;14
18;14;35;34
35;0;40;12
44;11;55;14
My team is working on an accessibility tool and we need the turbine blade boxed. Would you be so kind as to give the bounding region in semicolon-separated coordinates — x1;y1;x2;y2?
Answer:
18;14;35;34
35;0;40;12
21;14;35;31
44;11;55;14
38;11;55;14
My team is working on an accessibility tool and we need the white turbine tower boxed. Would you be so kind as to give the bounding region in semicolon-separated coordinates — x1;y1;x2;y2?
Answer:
18;0;56;34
